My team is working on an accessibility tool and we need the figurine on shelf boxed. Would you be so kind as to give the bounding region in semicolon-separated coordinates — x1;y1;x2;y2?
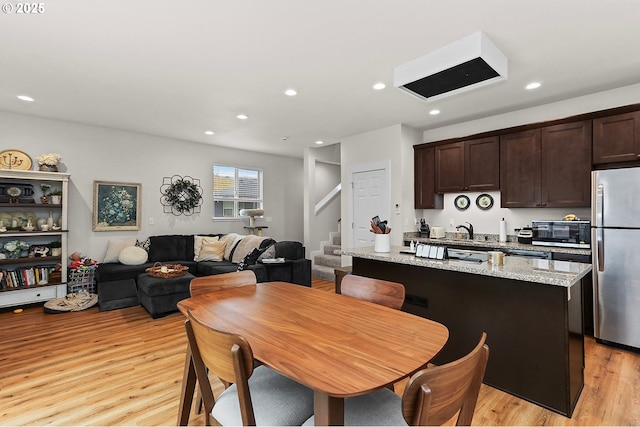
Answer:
68;252;98;270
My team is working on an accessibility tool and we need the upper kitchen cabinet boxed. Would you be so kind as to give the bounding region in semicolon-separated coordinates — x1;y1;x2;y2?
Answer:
500;121;592;208
593;111;640;165
434;137;499;193
414;146;443;209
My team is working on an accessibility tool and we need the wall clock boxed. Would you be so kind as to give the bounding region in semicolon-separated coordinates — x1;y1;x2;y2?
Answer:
476;194;494;210
454;195;470;211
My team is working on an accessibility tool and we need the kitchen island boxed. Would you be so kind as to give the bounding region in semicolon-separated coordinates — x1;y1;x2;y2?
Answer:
340;246;592;417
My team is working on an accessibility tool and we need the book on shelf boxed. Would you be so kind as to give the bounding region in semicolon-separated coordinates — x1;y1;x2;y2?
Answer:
0;266;56;289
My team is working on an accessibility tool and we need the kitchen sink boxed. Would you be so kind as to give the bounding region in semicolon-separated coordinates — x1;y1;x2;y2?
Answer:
447;249;487;263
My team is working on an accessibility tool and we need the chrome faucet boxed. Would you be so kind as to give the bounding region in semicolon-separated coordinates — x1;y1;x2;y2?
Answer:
456;222;474;240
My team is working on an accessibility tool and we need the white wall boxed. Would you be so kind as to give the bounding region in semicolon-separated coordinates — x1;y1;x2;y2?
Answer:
0;111;304;262
340;124;421;265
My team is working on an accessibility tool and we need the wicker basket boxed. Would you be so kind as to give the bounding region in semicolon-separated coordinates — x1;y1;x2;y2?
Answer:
67;268;96;294
146;262;189;279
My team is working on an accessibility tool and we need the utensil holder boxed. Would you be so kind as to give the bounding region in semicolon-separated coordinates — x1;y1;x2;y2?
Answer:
374;234;390;253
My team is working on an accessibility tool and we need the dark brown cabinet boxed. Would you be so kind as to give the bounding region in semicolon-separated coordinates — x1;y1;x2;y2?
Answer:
434;137;499;193
414;146;443;209
593;111;640;164
500;121;592;208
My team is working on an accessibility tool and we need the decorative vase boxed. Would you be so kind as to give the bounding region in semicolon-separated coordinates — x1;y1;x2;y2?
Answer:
47;212;54;228
40;196;49;204
50;195;61;204
51;247;62;257
37;217;47;230
39;164;58;172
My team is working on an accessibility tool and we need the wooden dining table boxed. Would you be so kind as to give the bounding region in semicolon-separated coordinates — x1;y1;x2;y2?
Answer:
176;281;449;426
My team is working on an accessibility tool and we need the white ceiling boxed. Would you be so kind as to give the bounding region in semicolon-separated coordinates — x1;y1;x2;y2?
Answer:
2;0;640;158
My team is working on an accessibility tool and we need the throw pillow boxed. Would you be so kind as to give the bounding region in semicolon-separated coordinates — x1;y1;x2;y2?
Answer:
237;247;266;271
135;238;150;252
118;246;149;265
193;235;220;261
196;240;227;262
103;238;136;263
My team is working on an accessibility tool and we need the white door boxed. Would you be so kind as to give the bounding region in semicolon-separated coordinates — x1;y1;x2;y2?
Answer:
352;168;389;248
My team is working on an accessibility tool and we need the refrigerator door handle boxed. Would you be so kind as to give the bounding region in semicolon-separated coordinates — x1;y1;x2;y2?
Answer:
597;227;604;272
595;183;604;228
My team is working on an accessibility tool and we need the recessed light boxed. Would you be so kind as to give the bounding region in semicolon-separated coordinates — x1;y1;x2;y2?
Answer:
315;140;324;145
204;130;214;135
526;82;541;90
237;114;249;120
284;89;297;96
429;109;440;115
17;95;34;102
373;82;386;90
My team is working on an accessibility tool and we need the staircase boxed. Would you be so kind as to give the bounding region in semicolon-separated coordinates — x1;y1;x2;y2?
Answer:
312;232;342;282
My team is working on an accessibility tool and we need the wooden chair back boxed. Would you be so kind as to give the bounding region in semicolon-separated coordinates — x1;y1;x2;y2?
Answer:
185;311;258;426
340;274;406;310
401;332;489;426
189;270;257;297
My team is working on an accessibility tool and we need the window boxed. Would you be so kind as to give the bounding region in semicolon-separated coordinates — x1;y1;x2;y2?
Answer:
213;164;263;219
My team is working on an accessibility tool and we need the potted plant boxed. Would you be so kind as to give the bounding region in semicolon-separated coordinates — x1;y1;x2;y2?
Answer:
49;189;63;205
40;184;51;204
50;240;62;257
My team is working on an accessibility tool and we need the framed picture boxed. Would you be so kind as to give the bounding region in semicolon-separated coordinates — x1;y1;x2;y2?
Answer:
93;181;141;231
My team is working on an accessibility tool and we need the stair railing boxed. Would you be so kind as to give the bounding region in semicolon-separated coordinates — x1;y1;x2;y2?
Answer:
314;183;341;215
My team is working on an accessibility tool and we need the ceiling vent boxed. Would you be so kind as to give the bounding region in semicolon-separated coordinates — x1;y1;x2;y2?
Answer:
394;31;508;102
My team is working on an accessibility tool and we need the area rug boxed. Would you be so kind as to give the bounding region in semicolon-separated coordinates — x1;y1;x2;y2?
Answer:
43;291;98;314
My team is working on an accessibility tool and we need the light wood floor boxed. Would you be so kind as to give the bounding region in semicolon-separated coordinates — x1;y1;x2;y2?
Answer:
1;278;638;426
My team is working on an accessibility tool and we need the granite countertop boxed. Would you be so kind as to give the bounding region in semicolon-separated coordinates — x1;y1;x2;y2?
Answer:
339;246;592;288
403;232;591;256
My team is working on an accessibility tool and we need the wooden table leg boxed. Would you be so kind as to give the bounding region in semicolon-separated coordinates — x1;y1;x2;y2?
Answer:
314;391;344;426
177;344;197;426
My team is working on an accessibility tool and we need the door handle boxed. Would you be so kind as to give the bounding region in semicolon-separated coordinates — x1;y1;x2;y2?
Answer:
597;227;604;272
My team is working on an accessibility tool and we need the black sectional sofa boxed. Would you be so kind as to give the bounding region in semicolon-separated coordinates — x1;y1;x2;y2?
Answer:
95;234;311;317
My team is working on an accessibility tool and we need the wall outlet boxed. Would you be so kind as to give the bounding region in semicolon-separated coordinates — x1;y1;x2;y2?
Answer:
149;217;154;225
449;218;455;228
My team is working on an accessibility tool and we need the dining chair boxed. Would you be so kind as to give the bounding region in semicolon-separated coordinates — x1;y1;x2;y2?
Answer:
189;270;259;415
303;332;489;426
189;270;257;297
339;274;406;310
185;310;315;426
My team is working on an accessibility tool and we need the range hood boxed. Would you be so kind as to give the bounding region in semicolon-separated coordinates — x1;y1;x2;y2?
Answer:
394;31;508;102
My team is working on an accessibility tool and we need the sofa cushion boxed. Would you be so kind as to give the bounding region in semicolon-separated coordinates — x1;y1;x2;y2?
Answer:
119;246;149;265
197;261;268;282
148;235;189;262
275;241;305;260
103;238;137;263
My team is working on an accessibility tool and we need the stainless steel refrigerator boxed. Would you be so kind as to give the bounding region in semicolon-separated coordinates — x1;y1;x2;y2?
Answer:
592;167;640;350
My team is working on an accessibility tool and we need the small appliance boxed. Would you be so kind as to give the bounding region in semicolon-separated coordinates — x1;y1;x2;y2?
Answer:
531;220;590;248
430;226;445;238
516;227;533;244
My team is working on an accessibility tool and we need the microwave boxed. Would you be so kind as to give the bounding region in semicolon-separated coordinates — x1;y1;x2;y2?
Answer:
531;220;590;248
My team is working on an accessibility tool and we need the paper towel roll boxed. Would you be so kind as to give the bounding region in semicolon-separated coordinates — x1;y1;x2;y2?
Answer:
499;218;507;243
